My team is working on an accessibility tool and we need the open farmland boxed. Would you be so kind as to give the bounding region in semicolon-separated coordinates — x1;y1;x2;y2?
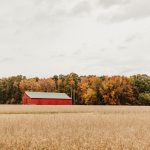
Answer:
0;106;150;150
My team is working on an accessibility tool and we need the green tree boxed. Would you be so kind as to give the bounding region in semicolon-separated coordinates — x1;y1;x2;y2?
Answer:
132;74;150;105
0;75;25;104
132;74;150;93
138;93;150;105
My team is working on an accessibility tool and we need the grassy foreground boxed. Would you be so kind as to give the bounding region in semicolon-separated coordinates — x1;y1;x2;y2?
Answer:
0;106;150;150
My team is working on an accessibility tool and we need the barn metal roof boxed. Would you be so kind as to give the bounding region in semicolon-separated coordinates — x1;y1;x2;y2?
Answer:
25;91;71;99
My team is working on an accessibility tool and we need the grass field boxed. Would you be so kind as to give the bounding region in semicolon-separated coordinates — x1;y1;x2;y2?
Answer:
0;105;150;150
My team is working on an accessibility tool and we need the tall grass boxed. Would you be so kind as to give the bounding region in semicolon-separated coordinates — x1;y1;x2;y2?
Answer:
0;106;149;150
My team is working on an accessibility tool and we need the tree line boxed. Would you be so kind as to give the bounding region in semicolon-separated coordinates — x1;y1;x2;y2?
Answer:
0;73;150;105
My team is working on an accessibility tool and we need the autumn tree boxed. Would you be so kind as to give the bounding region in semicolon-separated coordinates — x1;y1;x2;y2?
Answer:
77;76;102;105
63;73;79;104
100;76;136;105
19;78;41;93
38;78;56;92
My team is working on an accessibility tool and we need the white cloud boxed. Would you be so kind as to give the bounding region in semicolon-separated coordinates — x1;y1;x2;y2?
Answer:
71;1;92;16
98;0;150;22
0;0;149;77
98;0;130;8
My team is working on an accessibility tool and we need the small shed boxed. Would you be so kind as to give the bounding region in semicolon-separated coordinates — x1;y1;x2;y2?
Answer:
22;91;72;105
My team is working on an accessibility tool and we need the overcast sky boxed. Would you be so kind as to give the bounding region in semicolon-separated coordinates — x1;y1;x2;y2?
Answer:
0;0;150;77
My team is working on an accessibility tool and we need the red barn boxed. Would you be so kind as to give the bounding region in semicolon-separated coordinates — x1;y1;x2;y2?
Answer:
22;91;72;105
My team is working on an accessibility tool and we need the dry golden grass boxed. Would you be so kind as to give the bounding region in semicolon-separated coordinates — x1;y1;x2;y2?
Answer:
0;105;150;150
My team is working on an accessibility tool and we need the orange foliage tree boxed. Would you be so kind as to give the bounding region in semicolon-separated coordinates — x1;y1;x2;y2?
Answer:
77;76;102;104
20;78;41;93
100;76;136;105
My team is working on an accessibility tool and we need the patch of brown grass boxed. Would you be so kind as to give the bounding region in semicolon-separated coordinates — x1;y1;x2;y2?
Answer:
0;106;150;150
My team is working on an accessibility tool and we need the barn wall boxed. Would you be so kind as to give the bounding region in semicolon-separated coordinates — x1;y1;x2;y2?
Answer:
22;93;30;104
29;98;72;105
